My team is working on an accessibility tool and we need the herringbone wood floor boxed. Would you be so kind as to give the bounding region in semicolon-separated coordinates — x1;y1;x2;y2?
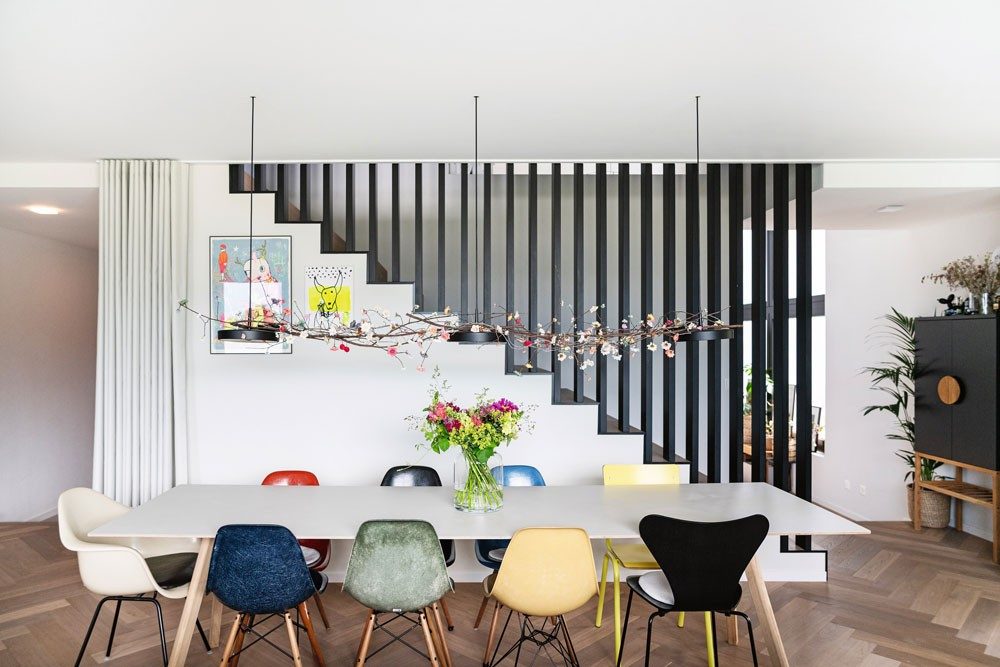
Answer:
1;522;999;666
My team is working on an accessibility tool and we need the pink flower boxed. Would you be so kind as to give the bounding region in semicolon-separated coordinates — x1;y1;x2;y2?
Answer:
387;346;398;357
339;343;351;352
440;331;451;341
523;340;532;347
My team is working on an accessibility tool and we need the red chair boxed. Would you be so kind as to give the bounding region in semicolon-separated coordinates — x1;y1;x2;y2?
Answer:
261;470;332;629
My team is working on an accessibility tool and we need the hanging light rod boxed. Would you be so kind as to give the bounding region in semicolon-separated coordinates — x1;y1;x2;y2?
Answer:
218;95;279;345
451;95;506;345
677;95;733;343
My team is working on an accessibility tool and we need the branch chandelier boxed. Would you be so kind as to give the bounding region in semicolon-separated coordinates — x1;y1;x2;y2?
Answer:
179;96;736;369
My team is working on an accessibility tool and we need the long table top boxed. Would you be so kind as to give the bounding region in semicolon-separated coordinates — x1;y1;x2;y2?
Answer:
90;482;868;540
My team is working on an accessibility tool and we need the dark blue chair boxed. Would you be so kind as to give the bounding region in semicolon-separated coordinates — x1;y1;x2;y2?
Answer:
208;525;325;666
472;465;546;629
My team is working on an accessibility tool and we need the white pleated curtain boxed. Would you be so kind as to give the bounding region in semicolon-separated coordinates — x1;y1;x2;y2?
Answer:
94;160;189;506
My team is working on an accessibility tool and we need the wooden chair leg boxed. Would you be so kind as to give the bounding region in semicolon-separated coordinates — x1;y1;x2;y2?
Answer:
474;595;490;630
439;597;455;631
219;613;242;667
431;603;454;667
482;601;501;666
311;592;331;630
283;612;304;667
231;614;253;667
726;613;740;645
355;611;375;666
297;603;325;667
419;611;441;666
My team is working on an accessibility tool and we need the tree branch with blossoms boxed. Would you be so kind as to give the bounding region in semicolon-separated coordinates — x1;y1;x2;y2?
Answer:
178;298;737;371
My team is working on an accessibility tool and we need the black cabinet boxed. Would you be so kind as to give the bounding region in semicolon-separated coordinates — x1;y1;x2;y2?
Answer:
915;315;999;470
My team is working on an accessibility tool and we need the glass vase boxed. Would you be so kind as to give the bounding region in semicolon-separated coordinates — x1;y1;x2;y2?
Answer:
454;450;503;513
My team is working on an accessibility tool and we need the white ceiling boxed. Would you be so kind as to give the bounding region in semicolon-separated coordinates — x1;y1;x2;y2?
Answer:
811;187;1000;230
1;1;999;162
0;189;98;249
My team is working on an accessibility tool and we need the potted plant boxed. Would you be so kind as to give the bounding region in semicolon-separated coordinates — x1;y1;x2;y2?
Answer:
411;374;531;513
743;365;775;446
862;308;950;528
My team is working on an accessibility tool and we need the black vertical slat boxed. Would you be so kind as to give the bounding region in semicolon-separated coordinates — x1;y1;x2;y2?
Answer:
750;163;768;482
275;164;287;222
391;163;400;281
527;164;538;368
345;164;356;250
229;164;241;192
300;164;310;221
685;162;701;483
460;163;469;316
795;163;814;551
772;164;790;492
321;164;333;253
617;163;630;430
254;164;264;193
438;163;446;311
574;163;585;402
728;164;745;482
551;164;562;402
707;163;723;482
368;163;379;282
505;163;515;373
414;164;423;309
484;163;492;319
596;163;609;432
663;164;677;460
640;163;654;462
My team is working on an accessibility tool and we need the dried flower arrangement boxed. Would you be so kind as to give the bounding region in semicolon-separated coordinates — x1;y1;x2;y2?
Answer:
922;252;1000;296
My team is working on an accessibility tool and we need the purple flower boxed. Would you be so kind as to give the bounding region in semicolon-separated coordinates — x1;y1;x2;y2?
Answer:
489;398;519;413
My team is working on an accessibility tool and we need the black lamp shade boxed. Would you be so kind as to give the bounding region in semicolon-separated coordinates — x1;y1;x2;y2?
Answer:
217;327;280;344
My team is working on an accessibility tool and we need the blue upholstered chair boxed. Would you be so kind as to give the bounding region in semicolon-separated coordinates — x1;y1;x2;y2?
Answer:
208;525;325;666
472;464;546;629
344;520;454;666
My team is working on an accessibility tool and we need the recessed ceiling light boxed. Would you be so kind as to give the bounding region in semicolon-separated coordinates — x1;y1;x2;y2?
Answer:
876;204;904;214
26;205;61;215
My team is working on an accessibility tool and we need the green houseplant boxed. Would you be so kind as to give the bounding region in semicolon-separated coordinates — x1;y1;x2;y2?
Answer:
862;308;949;527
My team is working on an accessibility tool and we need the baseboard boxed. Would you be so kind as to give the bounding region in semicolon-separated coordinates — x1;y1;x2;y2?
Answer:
26;506;57;522
811;498;873;523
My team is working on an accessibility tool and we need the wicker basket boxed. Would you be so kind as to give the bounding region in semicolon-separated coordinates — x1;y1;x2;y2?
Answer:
906;484;951;529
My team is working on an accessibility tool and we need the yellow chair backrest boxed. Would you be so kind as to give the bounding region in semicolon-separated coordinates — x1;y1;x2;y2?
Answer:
490;527;597;617
602;463;682;486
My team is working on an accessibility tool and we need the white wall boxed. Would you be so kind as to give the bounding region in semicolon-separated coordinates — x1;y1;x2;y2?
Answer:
0;226;97;520
818;215;1000;542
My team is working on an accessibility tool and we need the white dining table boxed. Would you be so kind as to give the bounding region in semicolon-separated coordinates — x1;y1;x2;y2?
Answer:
90;482;868;667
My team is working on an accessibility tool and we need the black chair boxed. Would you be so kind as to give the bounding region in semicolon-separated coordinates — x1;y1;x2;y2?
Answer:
616;514;769;667
380;465;456;630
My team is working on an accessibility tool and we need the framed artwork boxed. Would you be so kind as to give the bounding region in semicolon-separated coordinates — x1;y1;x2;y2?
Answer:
304;266;354;327
210;235;292;354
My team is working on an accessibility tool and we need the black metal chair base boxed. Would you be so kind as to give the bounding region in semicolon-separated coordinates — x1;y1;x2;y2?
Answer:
74;593;211;667
486;611;579;667
616;589;759;667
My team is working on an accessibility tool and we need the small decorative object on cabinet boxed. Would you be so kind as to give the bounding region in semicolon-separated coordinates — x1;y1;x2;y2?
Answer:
914;314;999;563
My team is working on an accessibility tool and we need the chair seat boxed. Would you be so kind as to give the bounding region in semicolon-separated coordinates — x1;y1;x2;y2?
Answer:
607;542;658;569
310;570;328;594
487;548;507;562
301;546;321;567
146;552;197;590
637;571;675;605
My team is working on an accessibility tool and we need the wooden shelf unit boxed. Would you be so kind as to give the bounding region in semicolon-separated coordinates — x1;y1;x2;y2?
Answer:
913;451;999;564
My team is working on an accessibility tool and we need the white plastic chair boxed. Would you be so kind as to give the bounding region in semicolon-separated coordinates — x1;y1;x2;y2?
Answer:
57;487;211;666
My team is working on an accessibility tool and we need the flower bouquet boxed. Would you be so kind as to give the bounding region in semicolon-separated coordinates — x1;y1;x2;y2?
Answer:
414;378;530;512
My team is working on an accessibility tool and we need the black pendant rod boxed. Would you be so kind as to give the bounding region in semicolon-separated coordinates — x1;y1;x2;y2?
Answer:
473;95;480;320
247;95;255;327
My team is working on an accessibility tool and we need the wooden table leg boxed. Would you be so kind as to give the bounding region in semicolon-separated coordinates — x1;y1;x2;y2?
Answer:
169;537;214;667
745;555;789;667
209;594;223;649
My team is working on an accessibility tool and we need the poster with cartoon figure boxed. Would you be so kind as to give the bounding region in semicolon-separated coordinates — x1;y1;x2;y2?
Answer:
210;236;292;354
304;266;354;327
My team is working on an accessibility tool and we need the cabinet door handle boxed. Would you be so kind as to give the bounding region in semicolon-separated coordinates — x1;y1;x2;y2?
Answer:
937;375;961;405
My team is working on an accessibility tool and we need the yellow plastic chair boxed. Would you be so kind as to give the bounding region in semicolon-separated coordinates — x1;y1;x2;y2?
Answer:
481;528;597;666
597;464;716;665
